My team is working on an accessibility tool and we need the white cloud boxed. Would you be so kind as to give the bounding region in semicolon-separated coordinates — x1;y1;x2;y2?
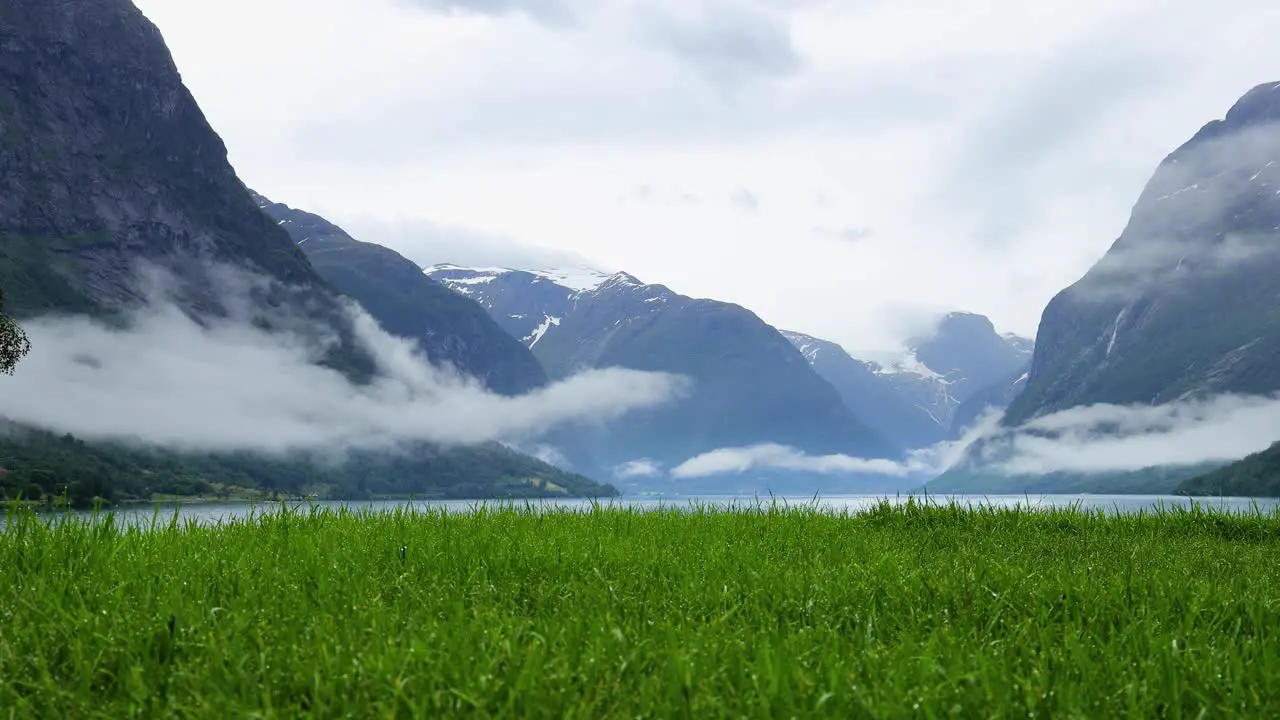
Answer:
667;408;1001;480
614;458;664;479
134;0;1280;355
992;393;1280;475
0;287;686;455
333;214;595;270
666;392;1280;482
670;444;911;479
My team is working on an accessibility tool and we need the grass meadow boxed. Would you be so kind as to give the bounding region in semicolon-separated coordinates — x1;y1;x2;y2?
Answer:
2;500;1279;717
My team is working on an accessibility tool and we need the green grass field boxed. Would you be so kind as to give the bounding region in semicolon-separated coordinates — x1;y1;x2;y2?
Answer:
3;501;1279;718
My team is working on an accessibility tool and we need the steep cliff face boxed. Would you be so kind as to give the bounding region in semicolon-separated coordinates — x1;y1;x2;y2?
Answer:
254;195;547;396
1005;82;1280;425
1;0;319;311
931;82;1280;496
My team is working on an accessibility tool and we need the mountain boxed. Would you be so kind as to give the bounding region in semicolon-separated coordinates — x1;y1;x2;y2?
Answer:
935;82;1280;495
427;264;613;347
780;331;955;449
0;0;371;381
251;195;546;396
780;315;1032;450
910;313;1033;406
428;266;900;488
948;366;1029;437
1005;81;1280;425
1179;442;1280;497
0;0;614;502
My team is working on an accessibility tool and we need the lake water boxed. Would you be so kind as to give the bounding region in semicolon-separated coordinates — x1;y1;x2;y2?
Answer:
38;493;1280;526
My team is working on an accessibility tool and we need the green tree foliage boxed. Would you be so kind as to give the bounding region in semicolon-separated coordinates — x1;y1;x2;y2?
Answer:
0;426;617;508
0;286;31;374
1179;442;1280;497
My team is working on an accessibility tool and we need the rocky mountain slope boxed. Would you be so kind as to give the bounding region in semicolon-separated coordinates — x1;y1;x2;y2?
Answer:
427;264;615;348
910;313;1033;410
0;0;359;369
780;331;954;449
253;196;546;396
935;81;1280;495
428;266;900;487
0;0;614;502
948;366;1030;437
781;314;1032;449
1005;81;1280;425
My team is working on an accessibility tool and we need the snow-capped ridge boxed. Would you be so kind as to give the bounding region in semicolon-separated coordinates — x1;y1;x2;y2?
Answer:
424;263;625;294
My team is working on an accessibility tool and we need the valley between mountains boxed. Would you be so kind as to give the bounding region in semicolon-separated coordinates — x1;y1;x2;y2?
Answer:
1;0;1279;502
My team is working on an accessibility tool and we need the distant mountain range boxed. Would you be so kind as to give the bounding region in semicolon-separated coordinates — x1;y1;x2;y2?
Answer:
4;0;1277;500
426;265;1035;489
781;315;1032;450
427;264;909;490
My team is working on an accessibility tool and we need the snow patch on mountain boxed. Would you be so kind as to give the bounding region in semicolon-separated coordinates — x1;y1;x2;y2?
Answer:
425;264;619;294
874;351;949;382
525;315;562;348
528;268;617;292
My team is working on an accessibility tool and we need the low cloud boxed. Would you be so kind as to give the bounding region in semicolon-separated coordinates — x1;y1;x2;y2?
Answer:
988;392;1280;474
671;444;911;478
1070;230;1280;302
614;458;664;479
336;215;594;271
520;443;575;470
1067;121;1280;303
0;281;686;456
652;411;1000;481
665;391;1280;482
403;0;577;25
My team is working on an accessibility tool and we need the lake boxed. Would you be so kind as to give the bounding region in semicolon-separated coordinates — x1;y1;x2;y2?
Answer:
40;493;1280;526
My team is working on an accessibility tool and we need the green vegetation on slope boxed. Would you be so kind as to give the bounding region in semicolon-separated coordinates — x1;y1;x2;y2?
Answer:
1180;441;1280;497
927;462;1224;496
0;284;30;373
0;428;616;507
3;502;1278;717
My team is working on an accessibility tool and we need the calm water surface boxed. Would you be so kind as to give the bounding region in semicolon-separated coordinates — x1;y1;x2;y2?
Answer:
38;493;1280;527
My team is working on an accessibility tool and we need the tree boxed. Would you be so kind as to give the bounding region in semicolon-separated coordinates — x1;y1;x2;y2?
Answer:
0;285;30;374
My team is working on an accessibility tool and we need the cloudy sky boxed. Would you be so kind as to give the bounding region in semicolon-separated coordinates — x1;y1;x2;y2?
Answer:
134;0;1280;355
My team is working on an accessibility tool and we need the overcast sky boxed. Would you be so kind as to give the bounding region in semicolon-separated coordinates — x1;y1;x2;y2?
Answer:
134;0;1280;355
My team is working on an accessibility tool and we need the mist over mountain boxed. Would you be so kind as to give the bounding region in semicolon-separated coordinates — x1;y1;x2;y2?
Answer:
253;195;547;396
935;81;1280;496
0;0;673;503
1006;81;1280;426
781;315;1031;450
428;265;900;490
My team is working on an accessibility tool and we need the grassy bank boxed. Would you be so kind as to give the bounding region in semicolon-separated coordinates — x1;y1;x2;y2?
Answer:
3;502;1279;717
